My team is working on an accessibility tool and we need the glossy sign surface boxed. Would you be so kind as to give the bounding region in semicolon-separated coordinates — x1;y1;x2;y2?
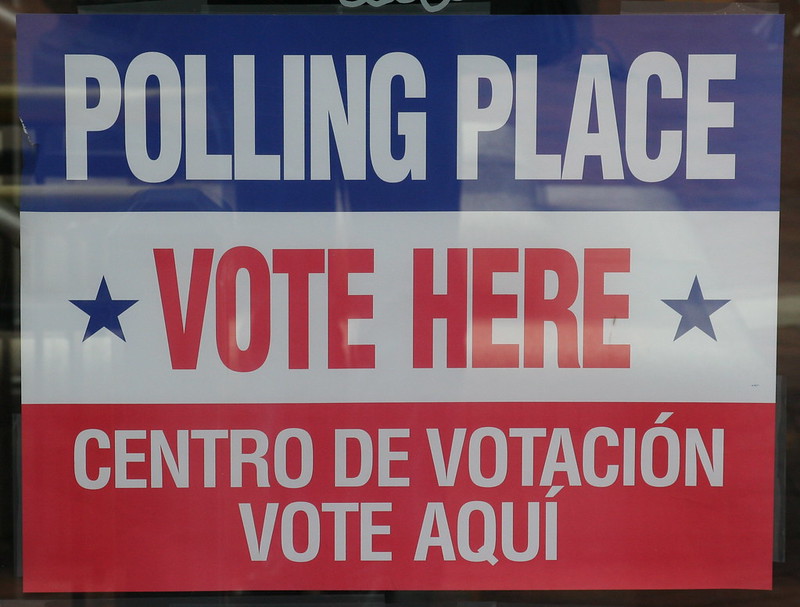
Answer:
18;14;782;591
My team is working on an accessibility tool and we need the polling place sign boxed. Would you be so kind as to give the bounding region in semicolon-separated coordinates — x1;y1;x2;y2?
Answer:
18;14;781;592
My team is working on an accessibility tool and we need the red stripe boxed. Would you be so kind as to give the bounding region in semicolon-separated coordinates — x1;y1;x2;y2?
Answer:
23;401;774;591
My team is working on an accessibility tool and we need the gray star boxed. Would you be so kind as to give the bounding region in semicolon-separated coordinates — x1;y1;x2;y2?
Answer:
662;277;729;340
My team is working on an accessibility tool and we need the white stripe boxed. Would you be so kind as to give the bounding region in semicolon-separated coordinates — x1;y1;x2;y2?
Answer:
21;210;777;404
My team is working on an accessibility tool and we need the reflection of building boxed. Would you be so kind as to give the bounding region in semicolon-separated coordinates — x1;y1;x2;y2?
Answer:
1;0;800;604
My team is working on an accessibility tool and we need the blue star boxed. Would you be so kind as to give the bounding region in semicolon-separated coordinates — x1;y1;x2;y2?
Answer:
70;277;138;342
662;276;730;341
